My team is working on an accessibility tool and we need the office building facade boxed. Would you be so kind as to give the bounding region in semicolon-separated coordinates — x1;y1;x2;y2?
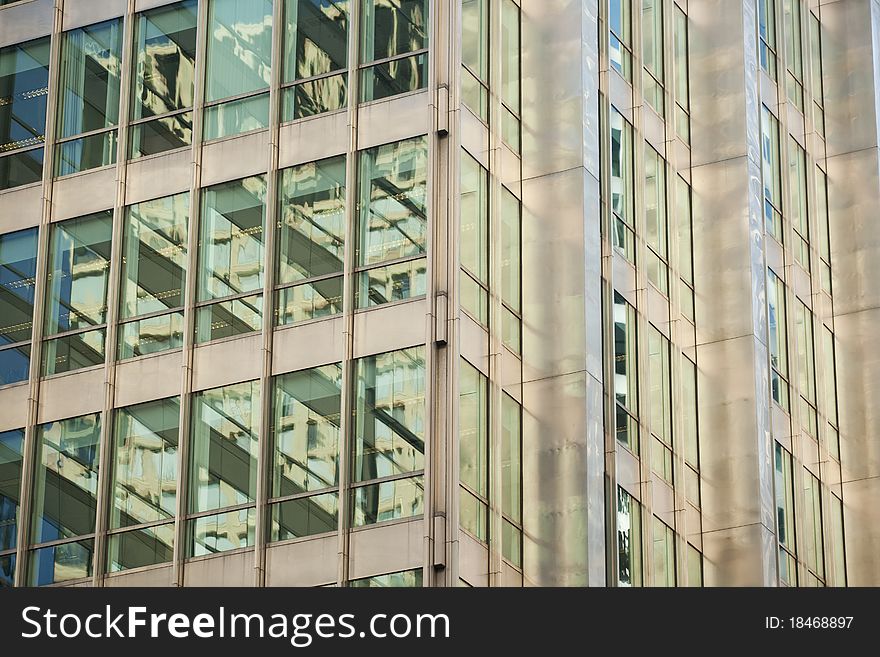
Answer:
0;0;876;587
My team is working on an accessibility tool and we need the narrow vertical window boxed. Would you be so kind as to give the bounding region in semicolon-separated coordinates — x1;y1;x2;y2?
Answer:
359;0;428;103
0;428;24;586
461;0;489;121
789;138;809;271
501;392;522;567
617;487;642;587
459;359;488;542
460;150;488;326
0;228;38;385
758;0;777;80
648;325;672;483
767;269;789;410
500;186;522;353
761;105;783;243
500;0;521;152
610;107;635;262
609;0;632;81
673;6;690;143
614;292;639;453
652;517;675;587
774;442;797;586
795;299;817;438
641;0;664;116
802;470;824;585
783;0;804;111
645;147;668;294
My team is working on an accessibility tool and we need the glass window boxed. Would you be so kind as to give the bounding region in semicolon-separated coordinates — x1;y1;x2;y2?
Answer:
614;292;638;452
609;0;632;80
768;269;789;410
119;192;189;359
0;228;37;386
774;442;796;586
29;538;94;586
758;0;777;80
501;393;522;567
270;492;338;541
617;487;642;586
610;107;634;261
0;37;50;190
359;0;428;102
107;524;175;572
350;568;422;587
30;413;102;570
276;156;345;326
830;494;846;585
56;20;123;176
461;0;488;120
653;517;675;587
500;0;521;152
460;150;488;324
673;7;690;143
130;0;198;158
761;105;783;243
789;138;809;270
197;175;267;343
783;0;803;110
642;0;664;116
823;326;839;460
0;429;24;553
352;347;425;482
802;469;824;582
43;212;113;376
645;147;668;294
809;14;825;136
501;186;522;318
459;359;487;542
687;544;703;587
356;136;428;308
204;0;273;141
648;326;672;482
111;398;179;529
816;168;831;294
283;0;348;121
351;475;423;526
795;299;817;437
682;356;698;469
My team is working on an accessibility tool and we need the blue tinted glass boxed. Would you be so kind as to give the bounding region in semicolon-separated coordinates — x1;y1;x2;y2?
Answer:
0;344;30;385
0;147;43;191
29;539;94;586
0;553;14;588
0;429;24;552
0;37;51;152
0;227;37;346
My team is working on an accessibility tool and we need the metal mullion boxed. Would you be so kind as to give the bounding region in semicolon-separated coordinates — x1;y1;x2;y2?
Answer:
336;0;361;588
253;0;286;588
172;0;210;587
14;0;64;588
92;0;137;587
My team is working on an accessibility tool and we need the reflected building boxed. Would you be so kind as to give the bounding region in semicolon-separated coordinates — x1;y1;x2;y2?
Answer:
0;0;877;588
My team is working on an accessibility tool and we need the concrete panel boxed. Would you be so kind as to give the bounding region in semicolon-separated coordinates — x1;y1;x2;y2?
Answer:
0;383;29;432
348;519;424;580
358;92;431;151
0;0;53;48
0;183;42;233
115;350;184;408
278;111;349;170
201;131;271;187
272;316;344;376
265;534;338;587
104;565;174;587
38;367;105;423
192;334;263;392
353;299;427;358
184;549;254;587
125;149;192;205
63;0;126;30
458;530;489;587
702;522;776;586
52;166;117;222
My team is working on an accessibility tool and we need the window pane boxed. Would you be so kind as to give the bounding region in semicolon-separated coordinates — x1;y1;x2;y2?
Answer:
42;328;106;375
273;364;342;497
460;151;488;283
617;487;642;586
0;429;24;551
653;518;675;587
501;0;520;112
830;494;846;585
203;92;269;141
501;393;521;523
0;227;38;348
357;136;428;266
44;211;113;336
354;258;427;308
360;53;427;102
121;192;190;320
206;0;273;103
0;553;14;587
459;359;487;498
501;187;521;312
195;293;263;343
350;568;422;587
199;175;267;300
687;545;703;586
29;538;94;586
270;492;338;541
353;347;425;482
276;277;343;325
282;74;348;120
502;517;522;567
0;344;30;386
614;293;638;449
761;106;783;242
803;469;824;580
0;147;44;191
682;356;698;467
132;0;198;121
118;312;184;359
190;381;260;514
774;442;796;584
359;0;427;63
284;0;348;82
460;487;487;542
129;111;192;158
278;156;346;284
31;413;101;544
111;397;180;529
56;131;118;176
57;20;123;139
648;326;672;446
351;475;424;526
107;524;174;572
188;507;256;556
0;37;51;152
462;0;488;82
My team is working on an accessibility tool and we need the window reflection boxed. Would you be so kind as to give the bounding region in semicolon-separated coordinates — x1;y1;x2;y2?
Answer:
349;568;422;587
359;0;428;102
0;429;24;553
0;228;37;385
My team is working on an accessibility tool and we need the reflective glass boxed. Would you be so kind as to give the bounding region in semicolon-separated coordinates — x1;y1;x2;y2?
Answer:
0;553;13;587
129;111;192;158
276;277;343;325
204;93;269;141
617;487;642;586
56;131;118;176
351;476;423;526
648;326;672;447
282;74;347;120
460;152;487;284
355;258;427;308
206;0;273;103
0;146;43;190
0;227;38;348
614;292;638;451
31;413;101;544
768;269;789;409
501;393;521;523
352;347;425;482
29;538;94;586
359;0;427;63
462;0;488;82
199;176;267;301
687;545;703;587
189;507;255;556
278;156;346;284
121;192;189;320
761;105;783;242
132;0;198;121
42;328;106;375
502;517;521;567
44;211;113;336
653;518;675;587
190;381;260;515
501;187;521;312
111;398;180;529
460;488;486;542
0;429;23;551
0;37;51;153
459;360;487;498
350;569;422;587
500;0;520;112
360;53;427;102
270;492;338;541
119;312;184;359
273;364;342;497
357;136;428;266
0;344;29;386
57;20;123;139
107;524;174;572
774;442;796;585
284;0;348;82
195;293;262;343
